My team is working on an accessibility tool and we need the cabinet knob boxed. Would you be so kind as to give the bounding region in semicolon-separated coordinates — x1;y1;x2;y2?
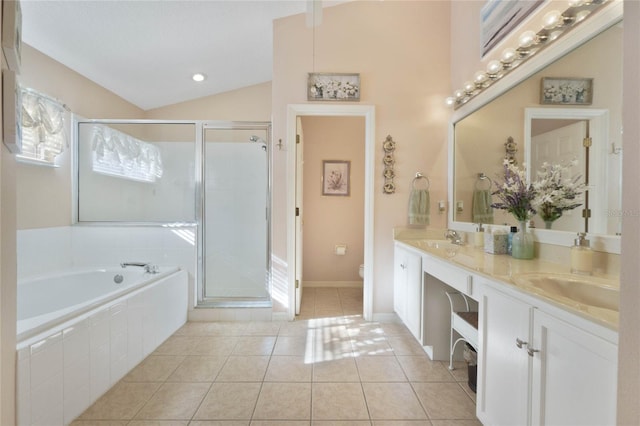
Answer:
527;346;540;357
400;263;406;270
515;338;527;349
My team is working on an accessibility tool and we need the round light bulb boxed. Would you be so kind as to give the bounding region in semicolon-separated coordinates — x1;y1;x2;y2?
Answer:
474;70;488;85
445;96;456;107
454;89;465;99
519;30;537;48
486;60;502;76
192;73;207;82
501;48;517;64
463;81;475;94
542;10;562;30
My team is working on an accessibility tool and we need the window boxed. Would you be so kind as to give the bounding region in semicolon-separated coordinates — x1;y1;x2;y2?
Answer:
18;87;68;166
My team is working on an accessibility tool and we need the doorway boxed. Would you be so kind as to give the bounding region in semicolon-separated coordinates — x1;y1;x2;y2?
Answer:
297;115;366;318
286;104;376;321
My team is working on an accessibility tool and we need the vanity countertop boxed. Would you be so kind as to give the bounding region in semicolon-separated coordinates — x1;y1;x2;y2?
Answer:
395;233;620;331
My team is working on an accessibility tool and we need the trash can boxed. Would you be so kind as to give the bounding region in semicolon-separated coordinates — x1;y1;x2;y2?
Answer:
464;343;477;393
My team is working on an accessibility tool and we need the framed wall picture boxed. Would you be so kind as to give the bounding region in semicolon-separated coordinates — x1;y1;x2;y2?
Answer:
2;69;22;153
540;77;593;105
308;73;360;101
2;0;22;73
322;160;350;196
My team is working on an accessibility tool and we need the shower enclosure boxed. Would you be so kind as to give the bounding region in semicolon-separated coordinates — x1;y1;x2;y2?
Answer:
201;122;272;305
74;119;272;307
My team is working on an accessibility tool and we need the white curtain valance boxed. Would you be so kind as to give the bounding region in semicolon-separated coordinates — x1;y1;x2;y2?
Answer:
91;124;164;183
20;88;68;163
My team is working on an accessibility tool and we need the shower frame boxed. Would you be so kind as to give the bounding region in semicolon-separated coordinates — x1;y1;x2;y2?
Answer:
72;118;273;308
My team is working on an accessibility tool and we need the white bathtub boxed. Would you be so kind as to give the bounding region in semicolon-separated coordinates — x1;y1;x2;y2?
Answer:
16;266;188;425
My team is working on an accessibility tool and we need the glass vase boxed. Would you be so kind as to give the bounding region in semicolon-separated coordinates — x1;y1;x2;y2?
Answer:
511;221;534;259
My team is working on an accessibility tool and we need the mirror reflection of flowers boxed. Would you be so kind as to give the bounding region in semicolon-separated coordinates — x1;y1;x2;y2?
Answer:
328;170;347;191
531;160;585;227
491;160;537;222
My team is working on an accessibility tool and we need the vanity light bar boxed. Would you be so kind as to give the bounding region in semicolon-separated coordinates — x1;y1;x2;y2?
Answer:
446;0;609;109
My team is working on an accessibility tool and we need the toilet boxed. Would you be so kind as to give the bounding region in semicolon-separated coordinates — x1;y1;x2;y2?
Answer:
359;264;364;279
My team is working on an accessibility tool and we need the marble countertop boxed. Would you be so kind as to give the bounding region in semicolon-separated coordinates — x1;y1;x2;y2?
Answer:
394;230;620;331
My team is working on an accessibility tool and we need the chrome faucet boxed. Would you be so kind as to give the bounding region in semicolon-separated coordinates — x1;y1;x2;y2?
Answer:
120;262;159;274
444;229;464;245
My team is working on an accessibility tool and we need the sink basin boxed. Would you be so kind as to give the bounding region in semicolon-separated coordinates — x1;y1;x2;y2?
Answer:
512;273;619;311
411;240;463;258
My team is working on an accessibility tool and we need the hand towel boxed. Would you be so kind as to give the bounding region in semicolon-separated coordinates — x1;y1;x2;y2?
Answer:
408;189;430;225
472;189;494;224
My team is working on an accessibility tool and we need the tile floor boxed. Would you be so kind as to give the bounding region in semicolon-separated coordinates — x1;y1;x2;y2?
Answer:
72;287;481;425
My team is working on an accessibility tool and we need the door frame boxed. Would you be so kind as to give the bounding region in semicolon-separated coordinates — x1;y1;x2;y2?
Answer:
286;104;375;320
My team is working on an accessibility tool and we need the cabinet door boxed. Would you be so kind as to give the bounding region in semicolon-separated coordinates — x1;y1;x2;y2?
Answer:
393;246;408;323
530;309;617;425
404;249;422;341
478;284;532;426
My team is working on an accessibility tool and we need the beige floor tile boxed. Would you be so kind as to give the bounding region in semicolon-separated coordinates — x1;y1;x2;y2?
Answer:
372;421;432;425
134;382;210;420
412;383;477;420
167;355;227;382
352;337;394;356
264;356;312;382
70;421;129;426
190;421;250;426
362;383;427;420
244;322;282;336
194;336;239;356
356;357;407;382
397;356;456;382
232;336;276;355
252;422;310;426
312;382;369;420
377;323;412;336
193;382;261;420
153;335;199;355
273;336;312;356
313;422;372;426
216;356;269;382
128;421;189;426
279;321;314;336
175;322;247;336
78;382;161;420
313;358;360;382
253;382;311;420
386;335;427;355
429;420;482;426
444;361;469;382
123;355;185;382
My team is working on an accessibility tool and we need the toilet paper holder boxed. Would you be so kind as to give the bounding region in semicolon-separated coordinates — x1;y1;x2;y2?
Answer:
335;244;347;255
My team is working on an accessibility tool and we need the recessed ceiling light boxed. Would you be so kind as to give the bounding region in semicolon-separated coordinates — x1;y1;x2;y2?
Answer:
192;73;206;82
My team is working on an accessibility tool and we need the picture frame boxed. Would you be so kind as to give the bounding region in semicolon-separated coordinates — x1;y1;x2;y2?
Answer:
540;77;593;105
481;0;543;57
2;0;22;73
308;73;360;101
322;160;350;196
2;68;22;153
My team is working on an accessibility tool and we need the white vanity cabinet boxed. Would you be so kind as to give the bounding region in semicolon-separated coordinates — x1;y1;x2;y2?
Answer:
478;281;618;426
393;242;423;341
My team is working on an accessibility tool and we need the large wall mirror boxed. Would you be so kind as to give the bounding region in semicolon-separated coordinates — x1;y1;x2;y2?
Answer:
450;6;622;253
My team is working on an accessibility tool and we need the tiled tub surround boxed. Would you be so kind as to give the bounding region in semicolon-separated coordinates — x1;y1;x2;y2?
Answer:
16;268;188;425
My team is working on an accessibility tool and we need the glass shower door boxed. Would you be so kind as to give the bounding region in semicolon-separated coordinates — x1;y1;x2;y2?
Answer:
202;124;271;304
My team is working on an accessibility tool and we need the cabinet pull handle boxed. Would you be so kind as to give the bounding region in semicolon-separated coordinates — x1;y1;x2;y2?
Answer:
515;338;527;349
527;346;540;357
400;263;406;270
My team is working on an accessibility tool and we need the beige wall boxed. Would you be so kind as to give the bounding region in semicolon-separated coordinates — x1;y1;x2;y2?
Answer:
301;116;365;283
272;1;451;315
17;45;146;229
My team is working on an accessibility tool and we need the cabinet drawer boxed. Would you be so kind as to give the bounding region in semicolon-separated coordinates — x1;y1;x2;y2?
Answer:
424;256;473;296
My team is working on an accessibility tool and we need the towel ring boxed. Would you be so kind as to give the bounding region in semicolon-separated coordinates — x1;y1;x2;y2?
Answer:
412;172;430;190
475;173;492;191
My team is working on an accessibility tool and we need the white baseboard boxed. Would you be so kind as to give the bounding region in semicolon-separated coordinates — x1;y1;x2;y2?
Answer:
371;312;401;323
303;280;363;288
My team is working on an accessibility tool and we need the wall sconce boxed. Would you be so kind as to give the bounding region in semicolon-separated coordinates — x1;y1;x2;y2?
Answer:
446;0;609;109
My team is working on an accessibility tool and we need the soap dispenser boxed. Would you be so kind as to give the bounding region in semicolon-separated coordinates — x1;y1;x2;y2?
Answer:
571;232;593;275
474;224;485;248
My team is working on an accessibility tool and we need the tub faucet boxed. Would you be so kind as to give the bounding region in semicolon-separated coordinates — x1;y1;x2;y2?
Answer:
120;262;159;274
444;229;464;245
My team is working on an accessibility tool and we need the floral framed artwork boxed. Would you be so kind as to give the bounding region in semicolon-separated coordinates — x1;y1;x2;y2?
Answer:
540;77;593;105
308;73;360;101
322;160;350;196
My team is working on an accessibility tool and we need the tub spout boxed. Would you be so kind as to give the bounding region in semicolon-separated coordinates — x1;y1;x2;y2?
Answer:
120;262;159;274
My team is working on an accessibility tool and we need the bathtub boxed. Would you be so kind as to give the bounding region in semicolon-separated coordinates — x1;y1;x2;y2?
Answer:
16;265;188;425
